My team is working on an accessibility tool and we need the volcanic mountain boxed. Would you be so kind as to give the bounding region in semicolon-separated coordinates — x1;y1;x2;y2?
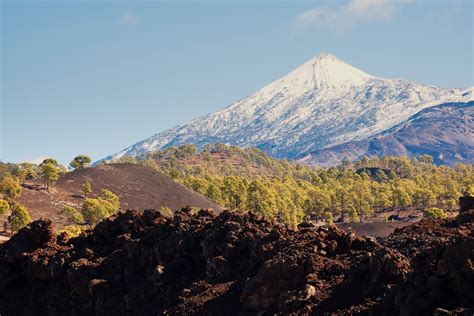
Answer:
302;101;474;166
102;53;473;164
5;164;223;228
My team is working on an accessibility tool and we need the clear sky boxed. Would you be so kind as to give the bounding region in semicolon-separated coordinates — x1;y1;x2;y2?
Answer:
1;0;473;165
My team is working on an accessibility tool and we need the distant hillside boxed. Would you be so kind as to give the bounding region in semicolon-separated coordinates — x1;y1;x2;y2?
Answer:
302;101;474;166
6;164;223;228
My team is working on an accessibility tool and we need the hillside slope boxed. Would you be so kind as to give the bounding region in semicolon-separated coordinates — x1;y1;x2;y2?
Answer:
10;164;223;228
302;101;474;166
102;53;472;163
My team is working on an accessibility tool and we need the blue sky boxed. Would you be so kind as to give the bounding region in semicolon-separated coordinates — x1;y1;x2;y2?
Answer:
1;0;473;165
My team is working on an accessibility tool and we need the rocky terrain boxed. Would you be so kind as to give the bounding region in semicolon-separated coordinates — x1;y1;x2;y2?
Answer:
0;200;473;315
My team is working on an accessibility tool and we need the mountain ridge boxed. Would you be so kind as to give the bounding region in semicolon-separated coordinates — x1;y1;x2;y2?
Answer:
301;101;474;166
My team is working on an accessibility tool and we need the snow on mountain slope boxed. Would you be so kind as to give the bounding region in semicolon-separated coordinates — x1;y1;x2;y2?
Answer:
103;53;473;162
301;101;474;166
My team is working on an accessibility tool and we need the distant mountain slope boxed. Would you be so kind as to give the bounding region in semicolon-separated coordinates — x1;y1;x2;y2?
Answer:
9;164;223;228
301;101;474;166
101;53;472;163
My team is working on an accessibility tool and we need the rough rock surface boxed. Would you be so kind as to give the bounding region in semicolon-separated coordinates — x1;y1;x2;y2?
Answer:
0;207;473;315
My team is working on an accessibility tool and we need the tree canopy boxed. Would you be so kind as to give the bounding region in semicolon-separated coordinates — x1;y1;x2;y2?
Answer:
0;173;22;200
8;203;31;232
39;160;61;190
70;155;92;170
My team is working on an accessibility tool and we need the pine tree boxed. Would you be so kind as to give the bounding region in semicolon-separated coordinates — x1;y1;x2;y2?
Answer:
70;155;92;170
0;199;10;216
8;203;31;233
83;180;92;198
39;160;60;190
0;173;22;200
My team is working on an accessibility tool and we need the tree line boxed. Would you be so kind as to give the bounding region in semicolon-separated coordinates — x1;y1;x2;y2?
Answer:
113;144;474;228
1;147;473;232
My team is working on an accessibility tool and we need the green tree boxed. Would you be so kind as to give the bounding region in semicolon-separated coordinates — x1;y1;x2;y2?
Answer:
39;161;60;190
206;183;222;204
99;189;120;213
41;158;59;166
324;211;333;225
177;144;197;158
60;225;82;238
372;183;392;213
375;169;389;183
222;176;247;210
412;189;436;211
335;186;352;222
70;155;92;170
0;173;22;200
0;199;10;216
423;207;447;219
387;170;398;180
81;189;120;227
352;182;374;220
8;203;31;233
418;154;434;165
158;206;173;217
12;163;37;184
81;198;109;227
348;207;360;223
83;180;92;198
304;189;331;219
247;179;277;218
391;186;412;211
464;184;474;197
60;205;84;225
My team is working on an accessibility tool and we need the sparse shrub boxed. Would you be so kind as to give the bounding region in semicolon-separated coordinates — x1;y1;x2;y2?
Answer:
464;185;474;197
83;180;92;198
8;203;31;233
0;199;10;216
423;207;447;219
81;189;120;227
81;199;109;227
60;205;84;225
99;189;120;213
324;211;333;225
60;225;82;238
349;208;360;223
158;206;173;217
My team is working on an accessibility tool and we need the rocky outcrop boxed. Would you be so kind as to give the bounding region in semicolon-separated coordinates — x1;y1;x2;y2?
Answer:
0;207;473;315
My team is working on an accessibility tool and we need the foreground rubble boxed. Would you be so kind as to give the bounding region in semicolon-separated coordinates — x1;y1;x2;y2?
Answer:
0;207;473;315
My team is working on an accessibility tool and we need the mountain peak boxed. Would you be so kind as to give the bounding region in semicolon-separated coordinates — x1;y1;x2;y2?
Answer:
272;53;374;95
308;53;373;90
312;52;339;61
102;54;471;165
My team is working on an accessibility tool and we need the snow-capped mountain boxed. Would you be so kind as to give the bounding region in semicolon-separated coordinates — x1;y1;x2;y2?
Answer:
302;101;474;166
103;53;473;163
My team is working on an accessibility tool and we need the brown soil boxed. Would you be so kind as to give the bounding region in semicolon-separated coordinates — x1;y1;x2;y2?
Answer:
336;209;424;237
4;164;223;228
0;206;472;315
